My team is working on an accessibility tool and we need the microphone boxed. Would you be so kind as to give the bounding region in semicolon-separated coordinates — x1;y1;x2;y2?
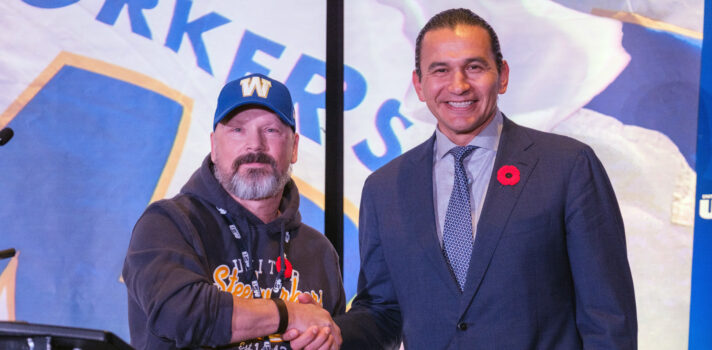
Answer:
0;248;16;260
0;127;13;146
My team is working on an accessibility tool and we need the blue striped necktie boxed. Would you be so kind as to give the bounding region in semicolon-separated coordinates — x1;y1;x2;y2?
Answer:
443;145;477;291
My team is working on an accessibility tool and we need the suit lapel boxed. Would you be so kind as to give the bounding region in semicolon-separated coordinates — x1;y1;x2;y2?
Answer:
401;134;461;294
459;117;539;313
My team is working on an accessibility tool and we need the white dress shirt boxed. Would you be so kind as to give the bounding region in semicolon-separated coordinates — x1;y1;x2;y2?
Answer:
432;110;503;245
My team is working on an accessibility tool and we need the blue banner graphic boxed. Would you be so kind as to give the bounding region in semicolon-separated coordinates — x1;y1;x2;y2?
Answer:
689;0;712;347
0;52;190;335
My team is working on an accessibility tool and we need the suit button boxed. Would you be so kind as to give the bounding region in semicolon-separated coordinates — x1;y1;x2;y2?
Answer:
457;322;467;331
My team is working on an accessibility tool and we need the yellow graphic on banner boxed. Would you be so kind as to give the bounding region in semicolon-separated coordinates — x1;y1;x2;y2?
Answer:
592;9;702;39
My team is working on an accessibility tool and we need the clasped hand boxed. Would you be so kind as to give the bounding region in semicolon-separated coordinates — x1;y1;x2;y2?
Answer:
281;294;341;350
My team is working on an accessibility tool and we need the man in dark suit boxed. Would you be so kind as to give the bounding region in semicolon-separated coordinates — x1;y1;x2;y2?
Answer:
334;8;637;349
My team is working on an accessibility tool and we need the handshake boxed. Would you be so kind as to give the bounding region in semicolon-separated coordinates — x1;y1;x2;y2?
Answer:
231;294;341;350
281;294;342;350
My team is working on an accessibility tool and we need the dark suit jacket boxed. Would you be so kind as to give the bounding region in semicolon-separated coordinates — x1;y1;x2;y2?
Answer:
336;117;637;349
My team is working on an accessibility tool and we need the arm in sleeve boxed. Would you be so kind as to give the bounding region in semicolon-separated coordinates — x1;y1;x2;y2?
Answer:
565;146;637;349
329;246;347;317
335;183;402;350
123;203;233;348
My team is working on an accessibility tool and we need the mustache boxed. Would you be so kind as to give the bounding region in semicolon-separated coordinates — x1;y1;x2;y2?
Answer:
232;152;276;170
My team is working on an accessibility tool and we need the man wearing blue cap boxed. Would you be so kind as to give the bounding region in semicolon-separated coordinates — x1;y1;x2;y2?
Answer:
123;73;345;350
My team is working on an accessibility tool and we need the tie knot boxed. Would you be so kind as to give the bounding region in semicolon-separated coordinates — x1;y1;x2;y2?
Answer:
449;145;477;163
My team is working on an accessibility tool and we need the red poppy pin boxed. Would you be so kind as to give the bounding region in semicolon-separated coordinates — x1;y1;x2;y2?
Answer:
276;256;293;278
497;165;520;186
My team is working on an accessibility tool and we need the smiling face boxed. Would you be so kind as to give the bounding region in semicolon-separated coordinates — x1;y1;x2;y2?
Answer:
413;24;509;146
210;106;298;201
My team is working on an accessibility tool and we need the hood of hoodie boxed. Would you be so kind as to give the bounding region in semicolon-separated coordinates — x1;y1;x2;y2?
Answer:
179;155;303;238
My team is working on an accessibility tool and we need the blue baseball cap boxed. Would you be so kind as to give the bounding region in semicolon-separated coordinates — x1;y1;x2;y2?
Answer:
213;73;295;131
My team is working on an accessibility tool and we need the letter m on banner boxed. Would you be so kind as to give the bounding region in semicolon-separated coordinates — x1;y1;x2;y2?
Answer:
240;76;271;98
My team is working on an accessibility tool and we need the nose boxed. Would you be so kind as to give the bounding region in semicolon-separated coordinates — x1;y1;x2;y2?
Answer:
448;70;470;95
244;128;266;152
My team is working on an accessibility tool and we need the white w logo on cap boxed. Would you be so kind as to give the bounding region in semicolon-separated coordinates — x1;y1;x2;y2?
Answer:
239;76;272;98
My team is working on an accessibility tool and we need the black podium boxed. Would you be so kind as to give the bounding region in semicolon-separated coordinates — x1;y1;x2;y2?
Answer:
0;321;133;350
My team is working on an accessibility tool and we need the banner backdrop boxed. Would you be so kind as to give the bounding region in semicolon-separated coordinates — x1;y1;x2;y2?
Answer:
0;0;334;341
345;2;701;349
0;1;703;349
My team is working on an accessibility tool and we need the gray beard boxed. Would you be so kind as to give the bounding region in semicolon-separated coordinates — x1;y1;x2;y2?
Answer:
215;162;292;201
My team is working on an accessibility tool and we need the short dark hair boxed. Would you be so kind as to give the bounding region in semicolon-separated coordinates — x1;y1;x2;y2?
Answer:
414;8;504;79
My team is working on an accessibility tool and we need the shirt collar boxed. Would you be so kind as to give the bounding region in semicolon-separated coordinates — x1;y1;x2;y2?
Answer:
435;109;503;160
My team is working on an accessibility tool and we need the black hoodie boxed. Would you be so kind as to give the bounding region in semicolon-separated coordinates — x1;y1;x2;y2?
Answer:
123;156;345;350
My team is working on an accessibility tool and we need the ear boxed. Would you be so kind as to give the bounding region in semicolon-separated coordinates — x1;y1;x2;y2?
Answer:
412;70;426;102
498;60;510;94
290;133;299;164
